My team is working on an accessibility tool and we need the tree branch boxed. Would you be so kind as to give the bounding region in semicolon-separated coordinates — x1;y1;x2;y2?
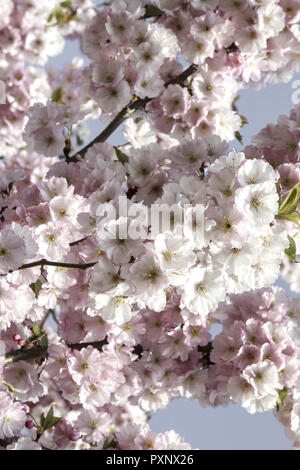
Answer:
72;64;197;161
0;258;98;276
4;345;49;364
4;339;108;364
197;342;214;368
19;259;97;271
4;339;150;365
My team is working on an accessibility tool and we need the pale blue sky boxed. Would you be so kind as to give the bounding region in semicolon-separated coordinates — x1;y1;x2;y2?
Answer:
47;34;300;450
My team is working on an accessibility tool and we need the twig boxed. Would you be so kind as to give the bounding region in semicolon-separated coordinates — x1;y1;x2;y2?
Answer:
71;64;197;161
40;310;53;329
69;236;88;246
4;339;151;365
0;258;97;277
4;338;108;364
18;259;97;271
51;310;59;325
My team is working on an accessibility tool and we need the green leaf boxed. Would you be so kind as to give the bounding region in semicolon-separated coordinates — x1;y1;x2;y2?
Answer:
40;406;62;431
47;11;55;23
277;387;288;406
232;94;239;112
32;322;41;336
277;181;300;216
48;7;63;23
51;87;63;104
40;412;45;429
114;147;129;164
187;78;193;90
48;417;62;428
43;405;54;430
40;334;49;349
2;381;20;394
48;6;77;25
285;235;296;263
240;115;248;127
235;131;243;145
143;5;164;19
277;212;300;225
29;280;42;299
60;0;72;7
275;182;281;206
102;438;118;450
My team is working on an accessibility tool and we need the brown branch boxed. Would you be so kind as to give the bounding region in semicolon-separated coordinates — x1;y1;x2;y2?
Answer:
71;64;197;161
4;338;108;364
197;341;214;369
0;258;98;277
18;259;97;271
4;339;147;365
4;345;49;364
69;236;88;246
40;309;53;329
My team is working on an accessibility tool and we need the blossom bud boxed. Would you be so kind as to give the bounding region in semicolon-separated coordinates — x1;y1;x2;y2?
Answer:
69;431;80;442
22;404;30;414
25;420;35;429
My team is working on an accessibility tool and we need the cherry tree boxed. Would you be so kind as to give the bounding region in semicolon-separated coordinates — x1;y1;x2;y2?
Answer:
0;0;300;450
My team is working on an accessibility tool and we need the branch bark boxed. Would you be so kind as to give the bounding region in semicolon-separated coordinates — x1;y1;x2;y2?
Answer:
72;64;197;161
18;259;97;271
0;258;98;277
4;339;108;364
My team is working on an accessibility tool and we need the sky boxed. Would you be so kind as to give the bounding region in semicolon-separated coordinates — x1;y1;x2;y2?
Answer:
47;31;300;451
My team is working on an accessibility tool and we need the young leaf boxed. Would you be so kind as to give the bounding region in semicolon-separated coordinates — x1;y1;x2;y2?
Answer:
235;131;243;145
232;94;239;112
240;115;248;127
29;280;42;299
42;405;54;430
51;87;63;104
285;235;296;263
275;182;281;206
277;388;288;406
47;12;55;23
277;181;300;216
114;147;129;164
47;417;62;428
40;412;46;429
277;212;300;225
102;438;118;450
142;5;164;19
60;0;72;7
40;406;62;431
48;7;63;24
32;322;41;337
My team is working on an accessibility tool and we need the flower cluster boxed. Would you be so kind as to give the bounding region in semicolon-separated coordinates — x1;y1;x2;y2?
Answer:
243;103;300;292
209;287;299;414
0;0;96;157
78;0;300;146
